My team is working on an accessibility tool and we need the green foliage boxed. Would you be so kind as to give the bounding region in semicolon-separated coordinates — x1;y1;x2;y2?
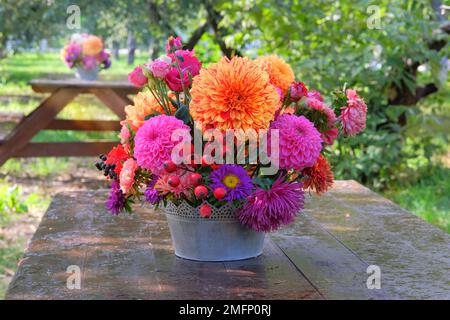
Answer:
216;0;449;189
0;182;38;225
384;164;450;233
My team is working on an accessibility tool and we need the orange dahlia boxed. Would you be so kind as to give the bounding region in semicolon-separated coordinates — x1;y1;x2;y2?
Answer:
122;91;175;130
190;57;280;131
82;35;103;56
254;55;295;94
302;155;334;194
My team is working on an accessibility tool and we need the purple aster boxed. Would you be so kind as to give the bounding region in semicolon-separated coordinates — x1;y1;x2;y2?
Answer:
82;55;97;70
144;175;161;205
237;177;304;232
103;58;112;69
65;42;82;61
106;180;125;215
209;164;253;201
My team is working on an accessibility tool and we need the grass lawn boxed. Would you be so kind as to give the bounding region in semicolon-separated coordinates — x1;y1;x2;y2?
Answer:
0;51;448;298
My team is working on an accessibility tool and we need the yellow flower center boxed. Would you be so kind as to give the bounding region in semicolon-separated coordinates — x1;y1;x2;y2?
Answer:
222;174;240;189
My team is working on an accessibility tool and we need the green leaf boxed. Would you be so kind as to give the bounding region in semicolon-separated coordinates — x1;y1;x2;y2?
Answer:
174;104;192;125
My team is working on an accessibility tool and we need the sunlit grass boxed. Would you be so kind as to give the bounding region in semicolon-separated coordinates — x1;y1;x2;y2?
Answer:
383;164;450;233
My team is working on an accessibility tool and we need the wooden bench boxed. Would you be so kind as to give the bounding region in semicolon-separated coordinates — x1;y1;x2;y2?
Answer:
5;180;450;299
0;79;139;166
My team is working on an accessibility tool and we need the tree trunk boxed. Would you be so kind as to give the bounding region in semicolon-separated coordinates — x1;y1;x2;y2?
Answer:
112;40;120;60
127;31;136;65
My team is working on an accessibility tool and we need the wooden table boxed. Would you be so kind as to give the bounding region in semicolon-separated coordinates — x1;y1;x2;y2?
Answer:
5;181;450;300
0;79;139;166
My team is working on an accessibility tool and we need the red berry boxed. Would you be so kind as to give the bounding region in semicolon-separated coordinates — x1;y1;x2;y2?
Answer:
168;175;180;187
213;187;227;200
163;160;177;173
210;164;220;170
188;173;203;186
199;204;212;218
194;185;208;199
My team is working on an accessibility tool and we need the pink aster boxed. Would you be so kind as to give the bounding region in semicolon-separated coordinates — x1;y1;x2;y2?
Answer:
307;90;323;102
134;115;190;175
119;158;138;194
238;177;305;232
269;114;322;170
307;98;337;127
340;89;367;136
154;170;191;198
307;97;338;145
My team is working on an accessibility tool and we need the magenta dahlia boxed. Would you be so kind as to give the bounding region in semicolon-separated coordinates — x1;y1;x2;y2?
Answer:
238;177;305;232
340;89;367;136
269;114;322;170
134;115;190;174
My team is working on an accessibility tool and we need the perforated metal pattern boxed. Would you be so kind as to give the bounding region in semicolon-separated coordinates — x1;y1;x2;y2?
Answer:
164;200;238;221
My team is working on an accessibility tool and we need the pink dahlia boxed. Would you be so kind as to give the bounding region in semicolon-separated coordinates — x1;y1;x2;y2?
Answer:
340;89;367;136
119;158;138;194
81;55;97;70
270;114;322;170
238;177;305;232
134;115;190;174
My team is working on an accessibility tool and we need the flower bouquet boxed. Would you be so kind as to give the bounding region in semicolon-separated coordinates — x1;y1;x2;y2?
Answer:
61;33;111;80
96;36;367;261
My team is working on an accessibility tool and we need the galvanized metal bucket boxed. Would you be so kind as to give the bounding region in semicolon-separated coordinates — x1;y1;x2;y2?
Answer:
75;66;99;81
164;201;265;262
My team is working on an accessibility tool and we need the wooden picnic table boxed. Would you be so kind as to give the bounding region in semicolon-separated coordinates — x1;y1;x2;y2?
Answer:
5;180;450;300
0;79;139;166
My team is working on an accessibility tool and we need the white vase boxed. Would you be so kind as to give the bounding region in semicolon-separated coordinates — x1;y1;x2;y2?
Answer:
164;200;265;261
75;66;99;81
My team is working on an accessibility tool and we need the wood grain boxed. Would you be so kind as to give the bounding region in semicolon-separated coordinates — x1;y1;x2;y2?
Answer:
5;182;450;300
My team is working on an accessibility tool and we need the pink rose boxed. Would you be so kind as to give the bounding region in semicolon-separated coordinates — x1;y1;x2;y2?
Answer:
149;57;171;78
165;49;201;92
166;36;183;54
128;65;148;87
119;158;138;194
289;82;308;102
340;89;367;136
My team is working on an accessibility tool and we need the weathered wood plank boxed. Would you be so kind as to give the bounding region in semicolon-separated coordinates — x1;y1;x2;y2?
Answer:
12;141;118;157
5;182;450;300
5;191;321;300
90;88;128;119
45;119;121;131
271;213;387;299
29;79;139;94
298;180;450;299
